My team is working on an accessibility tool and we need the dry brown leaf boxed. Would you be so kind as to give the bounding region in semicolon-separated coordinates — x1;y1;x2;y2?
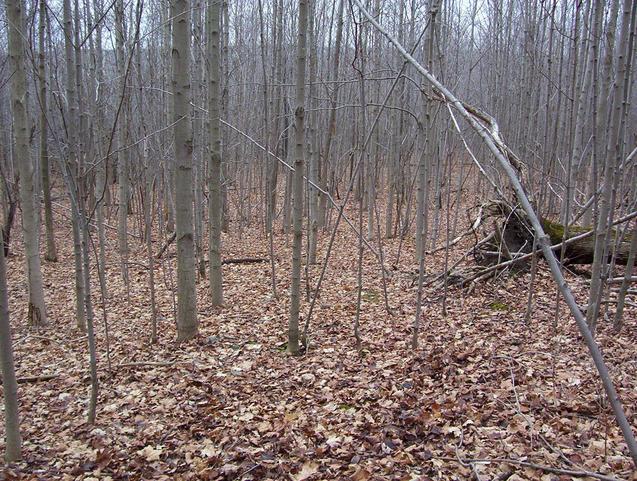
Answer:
137;445;163;462
291;461;319;481
351;468;372;481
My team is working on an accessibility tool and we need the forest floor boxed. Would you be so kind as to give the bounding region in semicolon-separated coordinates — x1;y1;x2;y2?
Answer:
2;203;636;481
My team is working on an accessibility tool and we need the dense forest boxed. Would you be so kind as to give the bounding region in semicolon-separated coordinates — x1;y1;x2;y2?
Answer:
1;0;636;478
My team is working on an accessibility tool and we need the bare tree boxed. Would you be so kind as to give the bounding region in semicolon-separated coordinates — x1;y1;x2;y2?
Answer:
208;0;223;306
38;0;57;263
288;0;309;356
64;0;85;332
172;0;198;340
0;234;21;461
7;0;48;327
115;0;130;296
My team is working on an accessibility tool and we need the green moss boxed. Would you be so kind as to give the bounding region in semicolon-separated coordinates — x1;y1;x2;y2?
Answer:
541;218;590;242
361;289;380;303
338;403;356;412
489;300;509;311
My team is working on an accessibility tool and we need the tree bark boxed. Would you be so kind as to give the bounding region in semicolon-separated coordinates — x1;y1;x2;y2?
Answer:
38;0;57;263
320;0;344;229
0;235;21;461
64;0;85;332
8;0;48;327
587;0;629;330
495;211;634;266
288;0;309;356
115;0;130;295
172;0;198;341
208;0;223;306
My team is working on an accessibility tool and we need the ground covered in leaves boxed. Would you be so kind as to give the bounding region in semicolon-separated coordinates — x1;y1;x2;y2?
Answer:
2;205;636;481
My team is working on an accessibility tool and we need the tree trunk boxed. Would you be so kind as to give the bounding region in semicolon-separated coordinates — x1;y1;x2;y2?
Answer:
415;0;438;262
115;0;130;295
491;207;634;266
320;0;344;229
258;0;278;298
0;234;21;461
307;2;319;265
288;0;309;356
172;0;198;341
8;0;48;327
587;0;629;330
64;0;85;331
208;0;223;306
39;0;57;263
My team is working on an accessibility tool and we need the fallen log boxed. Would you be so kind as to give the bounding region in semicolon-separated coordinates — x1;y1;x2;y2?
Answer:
18;374;59;383
462;210;637;282
488;203;635;265
222;257;267;265
540;218;631;265
607;276;637;284
14;374;59;384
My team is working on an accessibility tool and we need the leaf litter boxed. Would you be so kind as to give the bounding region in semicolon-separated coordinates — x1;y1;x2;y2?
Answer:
2;207;636;480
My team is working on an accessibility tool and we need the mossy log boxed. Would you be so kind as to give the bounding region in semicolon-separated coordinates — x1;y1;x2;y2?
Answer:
541;219;633;264
499;215;632;265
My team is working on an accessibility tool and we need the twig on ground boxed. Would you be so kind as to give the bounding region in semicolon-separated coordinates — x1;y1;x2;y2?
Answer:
435;456;624;481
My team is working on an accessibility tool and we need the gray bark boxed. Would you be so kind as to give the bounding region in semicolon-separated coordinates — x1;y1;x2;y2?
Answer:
64;0;85;331
288;0;309;356
8;0;48;327
38;0;57;263
208;0;223;306
320;0;344;228
0;234;21;461
172;0;198;340
115;0;130;295
587;0;627;331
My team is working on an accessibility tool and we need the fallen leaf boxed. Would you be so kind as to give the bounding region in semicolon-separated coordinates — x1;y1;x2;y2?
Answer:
137;445;163;462
351;468;371;481
291;461;319;481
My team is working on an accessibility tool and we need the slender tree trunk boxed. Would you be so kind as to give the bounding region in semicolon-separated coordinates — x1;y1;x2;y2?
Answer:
0;236;21;461
192;0;206;281
79;201;98;424
587;0;624;331
320;0;344;228
416;0;439;263
64;0;85;331
288;0;309;356
608;0;637;329
116;0;130;296
268;0;283;234
71;215;86;331
208;0;223;306
8;0;48;327
353;21;367;351
307;2;319;265
220;0;230;234
39;0;57;263
172;0;198;340
145;165;158;343
258;0;278;298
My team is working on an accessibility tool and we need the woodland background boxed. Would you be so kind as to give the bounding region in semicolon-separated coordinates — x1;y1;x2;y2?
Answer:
0;0;636;479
